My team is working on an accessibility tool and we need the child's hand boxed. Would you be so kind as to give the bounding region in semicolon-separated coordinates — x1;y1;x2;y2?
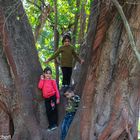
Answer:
40;75;44;79
45;59;49;63
56;98;60;104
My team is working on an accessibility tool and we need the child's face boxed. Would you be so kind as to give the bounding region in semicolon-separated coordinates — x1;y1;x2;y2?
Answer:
44;70;52;79
64;91;74;99
63;38;70;47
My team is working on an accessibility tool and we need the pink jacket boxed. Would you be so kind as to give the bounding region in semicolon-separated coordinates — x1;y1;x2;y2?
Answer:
38;79;60;99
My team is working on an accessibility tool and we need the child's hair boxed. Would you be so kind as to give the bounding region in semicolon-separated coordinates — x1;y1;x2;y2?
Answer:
63;85;74;95
43;66;52;74
62;33;71;44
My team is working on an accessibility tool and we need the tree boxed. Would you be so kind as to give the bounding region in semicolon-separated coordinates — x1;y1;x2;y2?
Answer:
78;0;87;45
71;0;80;46
0;0;139;140
0;1;46;139
53;0;60;86
67;0;140;140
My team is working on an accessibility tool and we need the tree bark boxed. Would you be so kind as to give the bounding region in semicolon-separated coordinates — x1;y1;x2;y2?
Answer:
0;0;140;140
34;2;50;42
111;0;140;63
53;0;59;86
78;0;87;45
71;0;100;96
67;1;140;140
0;1;47;139
72;0;80;46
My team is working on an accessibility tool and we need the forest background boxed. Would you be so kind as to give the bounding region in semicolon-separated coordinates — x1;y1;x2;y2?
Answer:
23;0;90;86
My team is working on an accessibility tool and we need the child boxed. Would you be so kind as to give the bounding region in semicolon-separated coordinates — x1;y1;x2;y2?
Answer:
60;87;80;140
45;33;84;88
38;66;60;131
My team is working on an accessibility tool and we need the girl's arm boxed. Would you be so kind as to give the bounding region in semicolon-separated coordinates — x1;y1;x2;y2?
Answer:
38;75;44;89
45;47;62;63
52;80;60;103
72;47;84;64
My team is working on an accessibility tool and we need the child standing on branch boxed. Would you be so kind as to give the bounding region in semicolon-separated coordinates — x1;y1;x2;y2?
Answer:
38;66;60;131
45;33;84;88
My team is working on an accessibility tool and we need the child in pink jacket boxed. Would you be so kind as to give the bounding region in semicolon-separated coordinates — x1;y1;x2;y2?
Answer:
38;66;60;131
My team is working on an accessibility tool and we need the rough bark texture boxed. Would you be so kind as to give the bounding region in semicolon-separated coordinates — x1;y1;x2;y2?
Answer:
53;0;59;86
72;0;80;46
71;0;100;96
0;1;47;139
0;0;140;140
68;1;140;140
78;0;87;45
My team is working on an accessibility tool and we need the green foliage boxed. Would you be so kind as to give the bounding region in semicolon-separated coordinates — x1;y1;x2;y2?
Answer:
23;0;90;80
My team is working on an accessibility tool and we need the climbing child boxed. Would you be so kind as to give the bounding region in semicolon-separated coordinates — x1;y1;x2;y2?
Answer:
60;87;80;140
38;66;60;131
45;33;84;89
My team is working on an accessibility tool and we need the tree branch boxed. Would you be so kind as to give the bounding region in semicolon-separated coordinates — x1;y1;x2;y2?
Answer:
111;0;140;63
26;0;41;10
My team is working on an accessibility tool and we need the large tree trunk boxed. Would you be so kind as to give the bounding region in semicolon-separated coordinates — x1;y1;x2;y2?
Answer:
0;1;48;139
71;0;100;96
67;1;140;140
